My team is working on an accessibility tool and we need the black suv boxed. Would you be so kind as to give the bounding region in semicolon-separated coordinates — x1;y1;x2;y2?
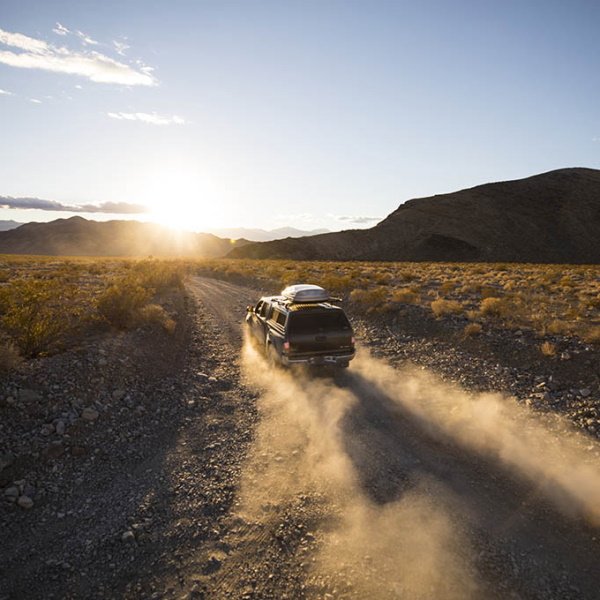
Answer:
245;284;355;368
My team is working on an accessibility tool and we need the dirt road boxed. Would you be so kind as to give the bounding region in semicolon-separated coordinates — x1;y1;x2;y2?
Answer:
2;276;600;599
188;277;600;600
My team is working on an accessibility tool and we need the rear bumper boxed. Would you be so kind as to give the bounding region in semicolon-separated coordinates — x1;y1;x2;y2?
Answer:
281;351;355;367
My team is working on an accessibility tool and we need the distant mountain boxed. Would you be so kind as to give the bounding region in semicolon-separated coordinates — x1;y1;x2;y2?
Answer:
229;168;600;263
207;226;330;242
0;216;250;257
0;220;22;232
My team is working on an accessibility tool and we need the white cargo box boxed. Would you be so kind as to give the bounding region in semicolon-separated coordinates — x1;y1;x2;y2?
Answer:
281;284;330;303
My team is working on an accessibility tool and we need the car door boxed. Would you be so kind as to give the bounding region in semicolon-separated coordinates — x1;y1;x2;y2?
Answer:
252;300;270;344
267;308;287;356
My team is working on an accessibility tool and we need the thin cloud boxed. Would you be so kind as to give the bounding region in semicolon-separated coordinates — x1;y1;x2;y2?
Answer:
53;22;70;36
76;30;98;46
0;28;156;86
0;88;12;95
337;215;382;224
29;98;41;104
113;40;130;56
593;137;600;143
107;111;186;125
0;195;150;214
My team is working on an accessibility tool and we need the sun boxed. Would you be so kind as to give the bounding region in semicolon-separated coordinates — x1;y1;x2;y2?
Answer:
135;168;223;232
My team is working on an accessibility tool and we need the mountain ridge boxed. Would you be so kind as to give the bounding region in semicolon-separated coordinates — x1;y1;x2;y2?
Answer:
0;217;250;257
229;168;600;263
206;226;330;242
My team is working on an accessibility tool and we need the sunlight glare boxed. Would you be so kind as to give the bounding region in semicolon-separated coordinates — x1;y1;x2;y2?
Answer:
137;168;222;232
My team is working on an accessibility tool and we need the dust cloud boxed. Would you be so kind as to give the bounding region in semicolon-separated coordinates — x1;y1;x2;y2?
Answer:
352;352;600;525
238;338;480;599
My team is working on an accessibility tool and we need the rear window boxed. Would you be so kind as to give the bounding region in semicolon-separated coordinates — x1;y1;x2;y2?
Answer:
288;310;351;334
270;308;287;327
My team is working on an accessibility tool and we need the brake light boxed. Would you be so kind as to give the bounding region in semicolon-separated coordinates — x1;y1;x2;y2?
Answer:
351;336;356;346
283;341;290;352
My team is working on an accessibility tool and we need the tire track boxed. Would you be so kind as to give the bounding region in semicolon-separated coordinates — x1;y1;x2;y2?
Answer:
189;276;600;599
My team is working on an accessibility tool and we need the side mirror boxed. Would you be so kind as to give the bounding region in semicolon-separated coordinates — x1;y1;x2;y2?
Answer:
247;306;254;312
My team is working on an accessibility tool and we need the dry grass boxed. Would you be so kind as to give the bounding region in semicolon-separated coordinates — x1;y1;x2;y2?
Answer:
464;322;483;337
97;282;152;329
0;339;22;372
194;258;600;346
582;325;600;345
349;286;389;314
541;341;558;356
431;299;463;317
139;304;168;325
3;255;600;356
0;278;81;357
545;319;571;336
392;289;419;305
0;256;187;355
480;297;507;317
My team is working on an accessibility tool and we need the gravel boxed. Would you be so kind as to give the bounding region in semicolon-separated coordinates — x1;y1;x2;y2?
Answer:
1;276;599;599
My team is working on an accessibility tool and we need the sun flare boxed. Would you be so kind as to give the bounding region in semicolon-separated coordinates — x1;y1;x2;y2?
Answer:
136;168;223;232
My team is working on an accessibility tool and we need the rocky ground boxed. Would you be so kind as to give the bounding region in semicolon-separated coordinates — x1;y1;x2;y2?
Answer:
360;304;600;436
1;275;599;599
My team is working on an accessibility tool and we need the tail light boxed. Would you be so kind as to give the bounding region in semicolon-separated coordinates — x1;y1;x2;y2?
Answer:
283;341;290;353
351;336;356;346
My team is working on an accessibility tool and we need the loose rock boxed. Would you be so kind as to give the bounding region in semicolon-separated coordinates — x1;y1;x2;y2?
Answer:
17;495;34;509
81;407;99;422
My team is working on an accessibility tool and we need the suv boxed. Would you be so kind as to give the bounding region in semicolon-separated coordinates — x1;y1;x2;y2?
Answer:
245;284;355;368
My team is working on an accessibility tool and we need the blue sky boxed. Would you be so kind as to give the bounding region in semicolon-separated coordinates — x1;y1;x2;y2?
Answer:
0;0;598;232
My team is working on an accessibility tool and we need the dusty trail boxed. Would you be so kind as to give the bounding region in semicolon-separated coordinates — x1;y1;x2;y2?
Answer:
189;276;600;599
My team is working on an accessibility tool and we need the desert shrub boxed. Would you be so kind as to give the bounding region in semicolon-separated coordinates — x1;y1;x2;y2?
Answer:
440;281;456;293
480;297;507;317
163;318;177;334
430;299;463;317
97;281;152;329
316;273;356;294
349;286;388;313
481;286;501;299
586;295;600;309
280;269;303;285
0;278;80;357
464;322;482;337
86;262;108;276
0;340;22;372
398;270;416;282
541;341;557;356
138;304;178;334
392;289;419;305
459;283;477;294
582;326;600;345
546;319;570;336
560;276;576;288
133;260;185;291
372;271;392;285
139;304;167;325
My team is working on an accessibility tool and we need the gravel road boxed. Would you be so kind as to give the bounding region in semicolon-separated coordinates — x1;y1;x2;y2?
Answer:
1;275;600;599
